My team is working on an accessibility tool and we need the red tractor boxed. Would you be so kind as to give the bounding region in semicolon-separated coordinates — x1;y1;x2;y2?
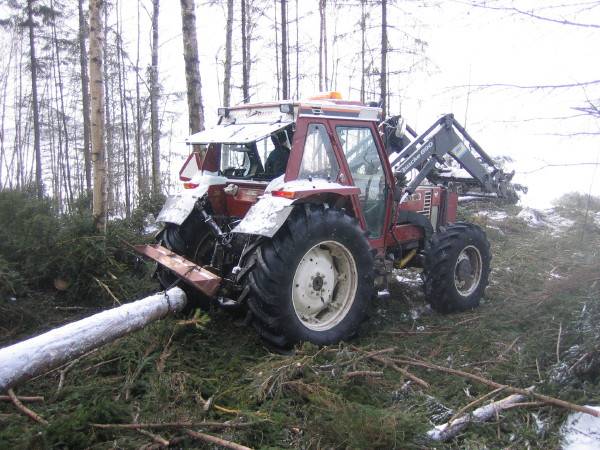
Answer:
136;92;521;350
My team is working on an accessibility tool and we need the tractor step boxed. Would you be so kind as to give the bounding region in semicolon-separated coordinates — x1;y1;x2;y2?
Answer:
134;244;222;297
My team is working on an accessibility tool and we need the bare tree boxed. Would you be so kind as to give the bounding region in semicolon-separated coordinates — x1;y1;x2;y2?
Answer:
318;0;328;91
380;0;387;116
280;0;288;99
180;0;205;133
78;0;92;198
89;0;107;231
241;0;250;102
223;0;234;107
26;0;43;198
150;0;161;197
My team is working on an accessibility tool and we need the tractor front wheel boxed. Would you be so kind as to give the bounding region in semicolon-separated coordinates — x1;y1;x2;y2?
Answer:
423;222;491;313
246;205;374;350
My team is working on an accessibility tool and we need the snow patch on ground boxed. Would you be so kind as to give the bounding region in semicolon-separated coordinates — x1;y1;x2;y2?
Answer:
560;405;600;449
517;207;575;234
475;210;508;221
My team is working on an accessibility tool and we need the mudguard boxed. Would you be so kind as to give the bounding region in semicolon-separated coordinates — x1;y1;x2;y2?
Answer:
232;177;360;238
156;174;227;225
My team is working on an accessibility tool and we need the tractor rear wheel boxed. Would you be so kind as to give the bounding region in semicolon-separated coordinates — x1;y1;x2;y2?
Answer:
246;205;374;350
423;222;491;313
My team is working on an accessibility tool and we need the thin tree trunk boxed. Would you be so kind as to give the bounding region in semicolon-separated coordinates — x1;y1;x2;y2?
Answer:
280;0;288;99
179;0;205;133
89;0;107;232
360;0;366;103
150;0;161;199
135;0;144;199
78;0;92;199
27;0;43;198
274;0;280;99
51;0;73;209
318;0;327;91
241;0;249;103
103;1;115;215
380;0;387;116
295;0;299;98
116;0;131;217
223;0;233;107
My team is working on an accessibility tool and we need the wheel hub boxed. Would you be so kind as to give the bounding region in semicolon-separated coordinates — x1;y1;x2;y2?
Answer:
292;241;358;331
454;245;483;297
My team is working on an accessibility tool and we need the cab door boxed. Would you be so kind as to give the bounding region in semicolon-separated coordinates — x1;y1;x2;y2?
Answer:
330;121;394;247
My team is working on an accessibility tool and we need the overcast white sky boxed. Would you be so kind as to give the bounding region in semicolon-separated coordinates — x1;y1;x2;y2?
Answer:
123;0;600;207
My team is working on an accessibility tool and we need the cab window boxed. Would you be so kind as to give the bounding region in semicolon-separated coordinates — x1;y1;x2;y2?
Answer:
336;126;387;237
298;124;340;180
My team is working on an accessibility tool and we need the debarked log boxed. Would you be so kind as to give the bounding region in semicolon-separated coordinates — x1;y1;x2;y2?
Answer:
0;288;187;392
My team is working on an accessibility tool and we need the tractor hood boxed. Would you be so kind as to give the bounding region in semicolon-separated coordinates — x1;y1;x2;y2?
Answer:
186;120;293;145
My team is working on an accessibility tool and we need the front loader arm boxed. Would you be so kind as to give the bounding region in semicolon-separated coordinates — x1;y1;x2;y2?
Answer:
387;114;523;202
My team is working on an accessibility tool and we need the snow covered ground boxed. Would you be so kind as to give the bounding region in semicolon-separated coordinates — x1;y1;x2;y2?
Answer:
560;406;600;450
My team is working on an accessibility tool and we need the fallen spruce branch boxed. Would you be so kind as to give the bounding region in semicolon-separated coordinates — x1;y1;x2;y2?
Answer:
344;370;384;379
184;429;252;450
7;389;48;425
92;420;263;430
427;391;530;441
394;356;600;418
348;346;429;388
0;395;44;403
137;429;169;447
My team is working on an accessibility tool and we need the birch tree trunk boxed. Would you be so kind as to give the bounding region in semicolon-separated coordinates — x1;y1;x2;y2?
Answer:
179;0;205;133
380;0;388;116
150;0;161;198
78;0;92;199
0;288;187;393
89;0;107;232
280;0;288;100
223;0;233;108
27;0;43;199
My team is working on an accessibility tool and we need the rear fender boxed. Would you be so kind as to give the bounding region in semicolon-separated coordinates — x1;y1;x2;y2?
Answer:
156;173;227;225
232;178;360;237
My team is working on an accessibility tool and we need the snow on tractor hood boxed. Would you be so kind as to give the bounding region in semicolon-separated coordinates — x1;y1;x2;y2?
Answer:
186;120;293;145
156;173;227;225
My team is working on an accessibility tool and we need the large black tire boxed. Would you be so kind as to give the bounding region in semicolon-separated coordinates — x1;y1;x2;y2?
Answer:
246;205;374;350
423;222;491;313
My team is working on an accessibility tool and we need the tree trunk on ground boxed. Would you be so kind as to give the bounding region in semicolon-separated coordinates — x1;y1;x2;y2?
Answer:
78;0;92;199
0;288;187;392
27;0;43;199
89;0;107;232
179;0;205;133
241;0;249;103
380;0;387;116
223;0;233;107
280;0;288;99
150;0;161;198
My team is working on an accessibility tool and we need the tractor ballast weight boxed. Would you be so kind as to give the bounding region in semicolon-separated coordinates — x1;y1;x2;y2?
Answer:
136;94;521;350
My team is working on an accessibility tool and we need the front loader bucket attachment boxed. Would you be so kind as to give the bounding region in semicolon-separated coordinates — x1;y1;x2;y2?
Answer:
135;244;221;297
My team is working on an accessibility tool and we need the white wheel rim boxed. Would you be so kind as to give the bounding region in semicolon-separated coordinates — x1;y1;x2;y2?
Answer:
454;245;483;297
291;240;358;331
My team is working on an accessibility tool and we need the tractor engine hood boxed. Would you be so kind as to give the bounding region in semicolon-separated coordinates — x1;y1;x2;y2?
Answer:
156;173;227;225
